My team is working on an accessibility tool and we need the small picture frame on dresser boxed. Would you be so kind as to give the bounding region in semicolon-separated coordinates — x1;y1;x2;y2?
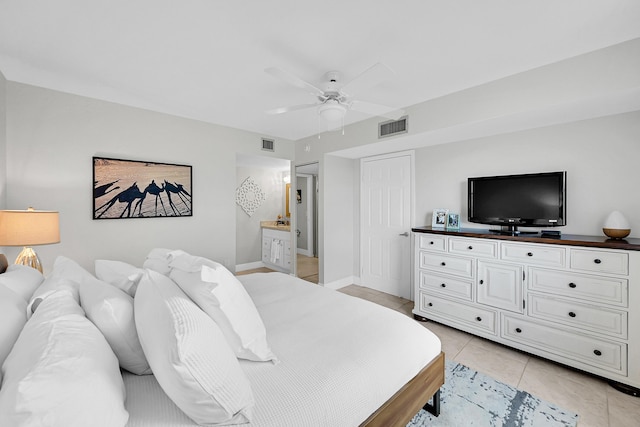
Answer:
432;209;449;228
447;213;460;230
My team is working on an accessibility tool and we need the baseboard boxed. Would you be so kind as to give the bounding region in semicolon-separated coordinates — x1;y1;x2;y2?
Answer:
296;248;313;257
235;261;265;272
323;275;356;290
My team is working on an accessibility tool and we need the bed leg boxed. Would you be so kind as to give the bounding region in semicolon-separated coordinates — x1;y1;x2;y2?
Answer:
423;388;441;417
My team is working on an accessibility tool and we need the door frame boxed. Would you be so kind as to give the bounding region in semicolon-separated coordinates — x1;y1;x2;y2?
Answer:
359;150;415;299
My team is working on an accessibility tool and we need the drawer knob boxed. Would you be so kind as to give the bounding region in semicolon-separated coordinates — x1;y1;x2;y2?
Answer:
527;252;533;257
440;283;446;288
476;316;482;322
568;312;576;318
479;279;484;285
594;259;602;264
515;328;522;333
594;349;602;356
468;246;473;250
429;241;434;245
568;282;577;288
441;262;446;266
428;302;433;307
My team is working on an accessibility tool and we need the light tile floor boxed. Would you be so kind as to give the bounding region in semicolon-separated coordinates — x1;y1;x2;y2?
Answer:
338;284;640;427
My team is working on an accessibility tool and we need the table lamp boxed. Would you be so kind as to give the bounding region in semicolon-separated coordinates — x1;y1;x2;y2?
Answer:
0;208;60;273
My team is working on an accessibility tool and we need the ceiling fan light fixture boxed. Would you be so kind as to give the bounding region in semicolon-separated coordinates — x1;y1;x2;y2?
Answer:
318;100;347;122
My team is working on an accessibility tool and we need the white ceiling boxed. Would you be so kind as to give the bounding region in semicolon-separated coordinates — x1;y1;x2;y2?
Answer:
1;1;639;142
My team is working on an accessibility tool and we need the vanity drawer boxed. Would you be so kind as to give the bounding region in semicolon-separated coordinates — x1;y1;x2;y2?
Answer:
502;315;626;374
420;293;496;334
419;253;474;278
448;237;498;258
417;234;447;252
501;243;566;268
418;271;473;301
570;249;628;275
527;294;627;338
528;268;628;307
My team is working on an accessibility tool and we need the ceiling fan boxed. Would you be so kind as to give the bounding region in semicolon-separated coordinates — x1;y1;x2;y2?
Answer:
264;63;405;126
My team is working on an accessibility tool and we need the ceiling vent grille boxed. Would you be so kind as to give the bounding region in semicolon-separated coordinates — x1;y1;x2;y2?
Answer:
378;116;408;138
261;138;275;151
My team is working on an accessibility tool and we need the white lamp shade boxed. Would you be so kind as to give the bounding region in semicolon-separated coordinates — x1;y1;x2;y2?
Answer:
0;210;60;246
603;211;630;230
318;100;347;122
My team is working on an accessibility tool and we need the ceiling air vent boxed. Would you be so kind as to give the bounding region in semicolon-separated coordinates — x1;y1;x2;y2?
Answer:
378;116;408;139
261;138;275;151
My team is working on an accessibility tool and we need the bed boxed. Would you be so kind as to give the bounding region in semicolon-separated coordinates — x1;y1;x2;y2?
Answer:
0;252;444;427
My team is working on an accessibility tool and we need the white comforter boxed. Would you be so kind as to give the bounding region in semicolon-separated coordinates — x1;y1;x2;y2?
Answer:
124;273;441;427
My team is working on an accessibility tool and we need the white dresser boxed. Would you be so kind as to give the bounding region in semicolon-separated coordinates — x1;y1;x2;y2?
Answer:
412;227;640;393
262;227;291;273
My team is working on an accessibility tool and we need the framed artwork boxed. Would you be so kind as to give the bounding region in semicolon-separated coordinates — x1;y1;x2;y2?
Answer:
93;157;192;219
447;213;460;229
432;209;449;228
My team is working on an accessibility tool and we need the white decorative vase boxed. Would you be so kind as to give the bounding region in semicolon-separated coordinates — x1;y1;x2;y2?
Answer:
603;211;631;239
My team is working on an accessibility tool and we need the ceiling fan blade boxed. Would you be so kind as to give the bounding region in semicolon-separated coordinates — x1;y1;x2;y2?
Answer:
265;67;325;97
265;103;319;115
350;100;405;120
340;63;395;97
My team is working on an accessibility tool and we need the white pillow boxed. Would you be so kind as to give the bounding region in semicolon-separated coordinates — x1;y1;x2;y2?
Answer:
135;270;254;425
0;286;27;384
142;248;174;275
170;257;278;363
27;255;89;314
27;275;80;316
0;290;129;427
79;274;151;375
0;264;44;302
94;259;145;297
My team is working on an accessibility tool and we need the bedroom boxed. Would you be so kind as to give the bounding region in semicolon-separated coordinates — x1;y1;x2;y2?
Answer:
1;1;640;426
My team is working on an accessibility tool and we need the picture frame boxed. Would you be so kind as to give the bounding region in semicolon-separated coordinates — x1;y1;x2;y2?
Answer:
93;157;192;219
431;208;449;228
447;213;460;230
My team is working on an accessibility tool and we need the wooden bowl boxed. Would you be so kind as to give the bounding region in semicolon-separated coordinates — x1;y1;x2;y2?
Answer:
603;228;631;239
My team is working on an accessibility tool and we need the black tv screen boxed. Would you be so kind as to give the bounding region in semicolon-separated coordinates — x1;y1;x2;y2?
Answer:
468;171;566;231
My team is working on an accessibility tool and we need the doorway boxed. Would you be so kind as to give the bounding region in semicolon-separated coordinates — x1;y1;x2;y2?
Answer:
295;162;319;283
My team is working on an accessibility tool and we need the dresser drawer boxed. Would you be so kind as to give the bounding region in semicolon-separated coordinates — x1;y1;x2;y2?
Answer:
528;268;628;307
570;249;628;275
419;293;497;334
419;252;474;278
527;294;627;339
418;271;473;301
501;243;566;268
417;234;447;252
448;237;498;258
502;315;626;374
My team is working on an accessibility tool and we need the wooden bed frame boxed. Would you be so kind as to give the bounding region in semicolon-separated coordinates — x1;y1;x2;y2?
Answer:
361;351;445;427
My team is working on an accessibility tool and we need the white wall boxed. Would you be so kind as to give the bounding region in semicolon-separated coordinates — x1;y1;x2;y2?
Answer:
0;70;6;208
322;155;356;287
4;82;294;273
413;112;640;237
235;166;287;265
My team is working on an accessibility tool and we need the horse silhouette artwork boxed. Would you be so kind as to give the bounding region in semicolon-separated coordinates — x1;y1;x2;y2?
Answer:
93;179;192;219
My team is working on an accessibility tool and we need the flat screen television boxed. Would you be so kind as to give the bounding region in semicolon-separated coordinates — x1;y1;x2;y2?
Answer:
467;171;566;234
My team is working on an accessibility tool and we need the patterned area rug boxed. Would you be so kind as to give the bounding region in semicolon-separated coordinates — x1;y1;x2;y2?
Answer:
407;361;579;427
